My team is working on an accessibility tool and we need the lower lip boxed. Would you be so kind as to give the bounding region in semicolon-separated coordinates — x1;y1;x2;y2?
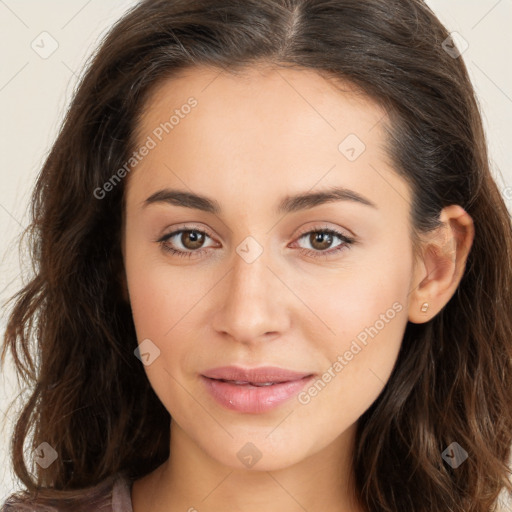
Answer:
201;375;314;414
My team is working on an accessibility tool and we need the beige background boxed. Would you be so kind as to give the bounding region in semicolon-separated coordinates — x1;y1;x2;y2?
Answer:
1;0;511;504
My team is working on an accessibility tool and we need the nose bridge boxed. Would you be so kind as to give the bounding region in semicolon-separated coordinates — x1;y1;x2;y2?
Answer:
212;236;288;342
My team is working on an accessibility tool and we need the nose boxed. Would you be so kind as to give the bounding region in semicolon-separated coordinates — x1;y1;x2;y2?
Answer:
211;244;291;345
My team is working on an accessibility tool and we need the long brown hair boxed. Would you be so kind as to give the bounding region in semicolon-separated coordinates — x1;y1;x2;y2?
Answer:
2;0;511;510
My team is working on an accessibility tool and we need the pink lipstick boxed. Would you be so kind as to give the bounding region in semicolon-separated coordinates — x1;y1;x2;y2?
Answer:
201;366;314;414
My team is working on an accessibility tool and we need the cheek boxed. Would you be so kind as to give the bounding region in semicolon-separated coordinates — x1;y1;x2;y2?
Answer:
123;248;204;411
321;230;412;349
124;239;208;339
124;245;215;396
298;248;412;422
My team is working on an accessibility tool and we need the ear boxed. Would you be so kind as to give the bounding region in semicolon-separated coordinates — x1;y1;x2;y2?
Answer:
408;205;474;324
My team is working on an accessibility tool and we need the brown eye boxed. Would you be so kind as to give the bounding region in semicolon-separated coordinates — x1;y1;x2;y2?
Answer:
293;227;356;259
157;227;216;258
308;231;335;251
180;230;206;250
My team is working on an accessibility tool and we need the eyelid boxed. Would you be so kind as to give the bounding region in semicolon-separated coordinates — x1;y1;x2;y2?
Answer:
157;223;216;241
293;222;355;240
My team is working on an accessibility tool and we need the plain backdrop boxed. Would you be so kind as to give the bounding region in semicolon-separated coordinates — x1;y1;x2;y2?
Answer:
1;0;511;501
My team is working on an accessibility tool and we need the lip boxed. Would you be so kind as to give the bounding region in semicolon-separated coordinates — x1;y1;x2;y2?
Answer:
201;366;314;414
202;365;312;383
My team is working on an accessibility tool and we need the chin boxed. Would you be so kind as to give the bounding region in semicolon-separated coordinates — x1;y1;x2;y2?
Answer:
202;433;315;472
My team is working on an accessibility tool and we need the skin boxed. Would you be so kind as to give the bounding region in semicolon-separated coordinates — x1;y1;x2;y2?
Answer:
121;64;474;512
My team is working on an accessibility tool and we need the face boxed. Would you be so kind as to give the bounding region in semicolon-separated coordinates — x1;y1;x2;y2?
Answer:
122;64;417;471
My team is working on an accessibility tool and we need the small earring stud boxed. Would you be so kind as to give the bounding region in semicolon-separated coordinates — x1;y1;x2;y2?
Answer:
420;302;429;313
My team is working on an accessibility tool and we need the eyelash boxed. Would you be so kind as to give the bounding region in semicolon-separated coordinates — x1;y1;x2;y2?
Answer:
156;224;356;260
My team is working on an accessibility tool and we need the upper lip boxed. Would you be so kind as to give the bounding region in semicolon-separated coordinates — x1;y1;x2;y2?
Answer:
202;366;313;383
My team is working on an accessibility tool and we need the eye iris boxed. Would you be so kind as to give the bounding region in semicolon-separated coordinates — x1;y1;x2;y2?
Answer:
310;232;333;251
182;230;205;250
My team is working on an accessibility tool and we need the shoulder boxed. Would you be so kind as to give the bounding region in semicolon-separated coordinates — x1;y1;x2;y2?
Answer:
1;471;134;512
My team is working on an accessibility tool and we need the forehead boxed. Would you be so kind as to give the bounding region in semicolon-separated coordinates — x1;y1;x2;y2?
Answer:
126;63;410;220
139;63;386;138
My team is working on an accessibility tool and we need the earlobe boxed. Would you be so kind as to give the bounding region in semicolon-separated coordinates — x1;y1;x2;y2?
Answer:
408;205;474;324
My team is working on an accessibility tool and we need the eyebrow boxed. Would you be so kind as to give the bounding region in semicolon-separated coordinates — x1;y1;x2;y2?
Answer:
142;186;378;214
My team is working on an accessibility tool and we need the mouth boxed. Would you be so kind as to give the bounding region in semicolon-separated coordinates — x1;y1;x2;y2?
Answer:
200;366;315;413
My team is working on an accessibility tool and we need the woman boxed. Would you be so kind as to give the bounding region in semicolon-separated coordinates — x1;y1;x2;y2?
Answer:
1;0;511;511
